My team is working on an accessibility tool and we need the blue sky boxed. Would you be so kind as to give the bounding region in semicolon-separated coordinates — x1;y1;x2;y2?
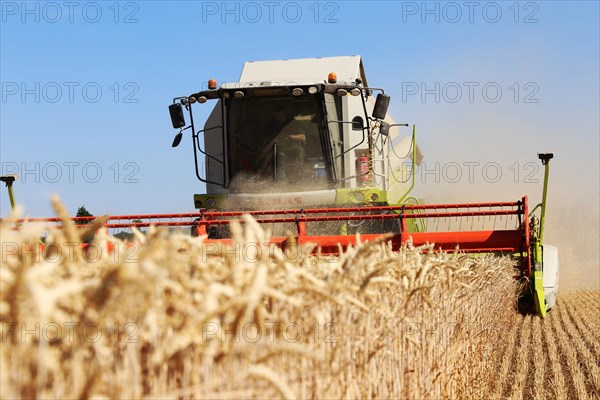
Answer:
1;1;599;273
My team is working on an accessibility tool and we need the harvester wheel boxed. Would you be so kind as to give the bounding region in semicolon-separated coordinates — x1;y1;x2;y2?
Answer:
517;290;534;315
517;284;549;317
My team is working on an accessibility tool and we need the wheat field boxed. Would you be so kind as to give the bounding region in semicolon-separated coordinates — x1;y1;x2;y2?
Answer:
1;199;598;399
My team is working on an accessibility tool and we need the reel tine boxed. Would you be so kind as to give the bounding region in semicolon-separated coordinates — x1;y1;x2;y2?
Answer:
481;209;487;229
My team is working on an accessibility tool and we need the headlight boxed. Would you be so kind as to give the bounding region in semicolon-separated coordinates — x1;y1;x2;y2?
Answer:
353;191;365;202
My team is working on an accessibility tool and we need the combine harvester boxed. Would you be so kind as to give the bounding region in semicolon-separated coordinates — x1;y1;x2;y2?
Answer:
3;56;558;316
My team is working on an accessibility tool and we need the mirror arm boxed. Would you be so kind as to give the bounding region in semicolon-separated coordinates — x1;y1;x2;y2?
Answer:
364;87;385;94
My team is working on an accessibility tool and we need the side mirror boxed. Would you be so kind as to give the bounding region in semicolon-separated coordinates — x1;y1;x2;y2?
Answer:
169;103;186;129
372;94;390;120
172;131;183;147
352;116;364;131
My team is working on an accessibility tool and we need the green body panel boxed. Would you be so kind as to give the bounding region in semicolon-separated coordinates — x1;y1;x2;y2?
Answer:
404;217;421;233
533;270;546;318
530;154;553;318
194;193;229;210
194;188;390;210
532;235;547;318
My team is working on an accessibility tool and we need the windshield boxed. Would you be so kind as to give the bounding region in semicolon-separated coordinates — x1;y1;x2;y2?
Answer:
226;95;330;192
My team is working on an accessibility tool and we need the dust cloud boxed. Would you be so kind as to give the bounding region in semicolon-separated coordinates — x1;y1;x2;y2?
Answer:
415;165;599;291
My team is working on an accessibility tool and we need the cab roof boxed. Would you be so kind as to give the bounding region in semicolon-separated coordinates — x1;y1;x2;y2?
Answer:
237;55;368;87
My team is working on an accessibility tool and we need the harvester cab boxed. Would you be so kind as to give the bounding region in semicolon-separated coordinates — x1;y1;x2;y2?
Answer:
168;56;422;214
